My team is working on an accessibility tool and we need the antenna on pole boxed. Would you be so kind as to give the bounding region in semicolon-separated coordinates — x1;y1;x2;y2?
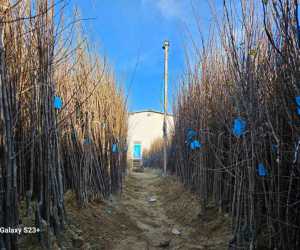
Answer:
162;40;169;176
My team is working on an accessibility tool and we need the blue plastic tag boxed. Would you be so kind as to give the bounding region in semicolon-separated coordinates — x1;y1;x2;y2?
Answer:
233;117;246;137
258;163;267;176
112;144;118;153
295;96;300;107
83;138;92;145
54;96;63;110
272;144;278;152
297;107;300;115
187;128;197;141
190;140;202;150
186;129;197;147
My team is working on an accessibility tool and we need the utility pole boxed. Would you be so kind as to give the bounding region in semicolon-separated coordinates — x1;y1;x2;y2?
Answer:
162;40;169;176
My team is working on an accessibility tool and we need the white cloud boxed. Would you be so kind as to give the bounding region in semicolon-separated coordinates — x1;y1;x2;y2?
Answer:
156;0;183;20
142;0;189;22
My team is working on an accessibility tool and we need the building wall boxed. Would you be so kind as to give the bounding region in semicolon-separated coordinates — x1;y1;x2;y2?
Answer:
127;111;173;160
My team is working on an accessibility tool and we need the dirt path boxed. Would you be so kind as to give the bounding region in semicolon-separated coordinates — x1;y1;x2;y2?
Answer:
114;169;202;249
112;169;230;250
62;168;231;250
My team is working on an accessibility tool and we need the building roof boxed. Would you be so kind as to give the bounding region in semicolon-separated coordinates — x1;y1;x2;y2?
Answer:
129;109;173;116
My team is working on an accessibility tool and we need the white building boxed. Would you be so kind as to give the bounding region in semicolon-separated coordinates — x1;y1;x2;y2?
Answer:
127;110;173;164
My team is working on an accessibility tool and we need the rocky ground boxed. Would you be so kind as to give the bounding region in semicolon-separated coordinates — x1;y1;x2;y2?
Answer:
19;168;231;249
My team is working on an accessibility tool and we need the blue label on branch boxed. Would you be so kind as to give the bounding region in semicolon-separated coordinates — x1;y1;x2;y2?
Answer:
272;144;278;152
233;117;246;137
190;140;202;150
83;138;92;144
54;96;63;109
112;144;118;153
297;107;300;116
295;96;300;107
186;128;197;142
258;163;267;176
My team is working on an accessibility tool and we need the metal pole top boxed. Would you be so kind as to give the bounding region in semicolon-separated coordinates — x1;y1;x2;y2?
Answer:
162;40;170;50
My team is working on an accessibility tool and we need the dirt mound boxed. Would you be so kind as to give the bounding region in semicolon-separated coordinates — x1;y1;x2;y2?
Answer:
156;175;232;249
156;176;201;225
64;192;142;250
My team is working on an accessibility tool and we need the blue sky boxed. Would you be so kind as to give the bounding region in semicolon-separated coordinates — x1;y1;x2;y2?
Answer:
69;0;219;112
